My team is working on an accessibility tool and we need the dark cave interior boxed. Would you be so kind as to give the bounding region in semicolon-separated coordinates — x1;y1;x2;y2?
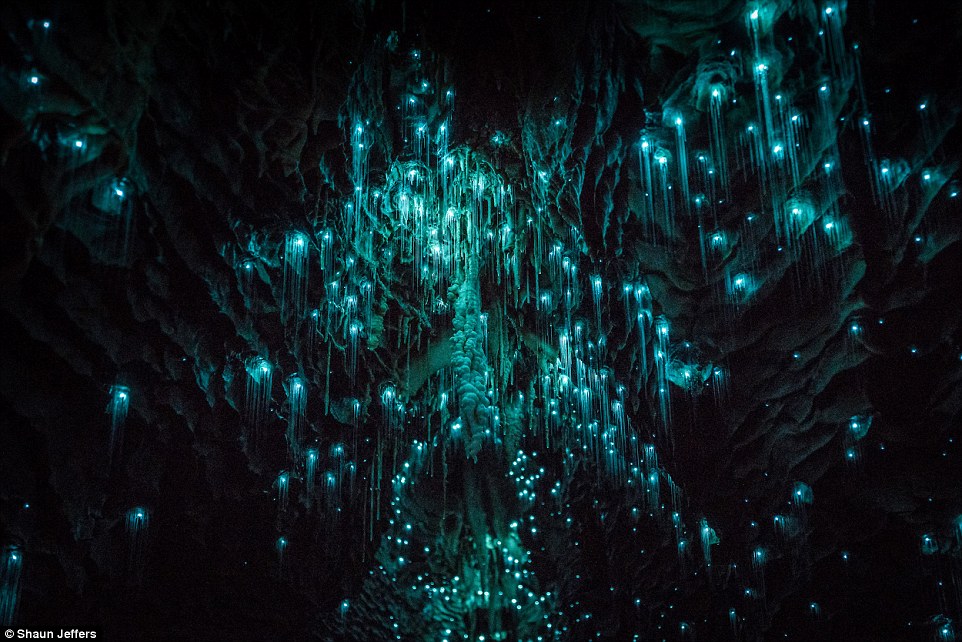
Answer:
1;0;961;640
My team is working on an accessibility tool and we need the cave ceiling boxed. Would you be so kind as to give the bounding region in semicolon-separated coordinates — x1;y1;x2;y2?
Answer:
1;0;961;640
